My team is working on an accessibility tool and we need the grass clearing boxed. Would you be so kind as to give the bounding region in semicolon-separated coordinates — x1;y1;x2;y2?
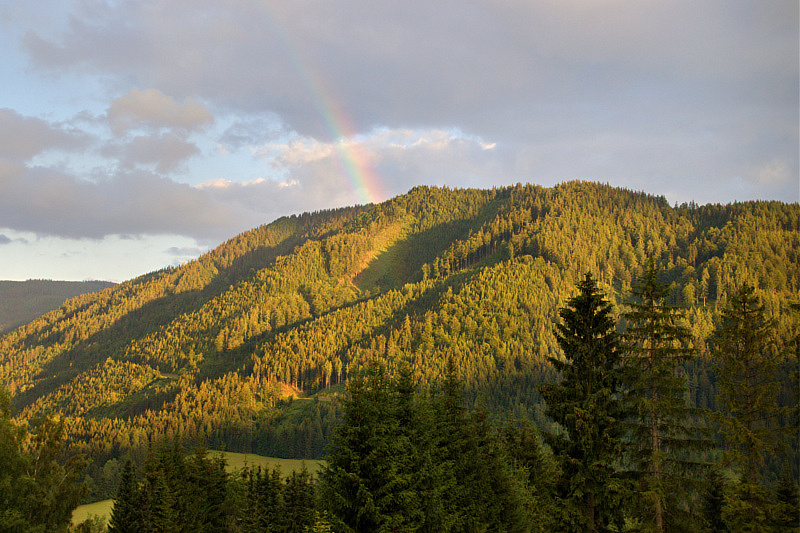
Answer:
209;450;324;476
72;499;113;527
353;216;413;293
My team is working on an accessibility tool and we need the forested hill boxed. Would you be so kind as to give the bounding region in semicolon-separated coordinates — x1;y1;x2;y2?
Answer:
1;181;797;498
0;280;115;334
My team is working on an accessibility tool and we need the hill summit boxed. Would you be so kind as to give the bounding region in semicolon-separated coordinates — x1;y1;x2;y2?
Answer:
1;181;797;498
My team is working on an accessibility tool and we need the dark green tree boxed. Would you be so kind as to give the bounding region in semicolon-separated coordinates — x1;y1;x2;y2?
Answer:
284;465;317;533
699;468;727;533
539;272;626;532
319;360;413;531
107;460;140;533
714;283;784;482
770;471;800;532
433;358;536;532
714;283;786;528
621;260;711;530
501;420;558;531
256;466;286;532
187;446;229;531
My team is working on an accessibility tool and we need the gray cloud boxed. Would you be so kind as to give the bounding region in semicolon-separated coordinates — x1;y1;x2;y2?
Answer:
6;0;798;240
107;88;213;136
0;108;89;161
0;163;257;240
0;234;11;245
102;133;200;173
167;246;205;256
21;1;797;133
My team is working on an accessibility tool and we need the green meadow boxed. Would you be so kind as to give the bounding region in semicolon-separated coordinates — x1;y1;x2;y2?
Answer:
209;450;324;476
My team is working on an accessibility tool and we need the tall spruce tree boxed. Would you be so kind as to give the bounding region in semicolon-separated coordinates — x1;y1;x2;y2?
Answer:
539;272;626;532
107;460;140;533
319;360;418;531
621;261;711;531
714;283;783;483
714;283;788;530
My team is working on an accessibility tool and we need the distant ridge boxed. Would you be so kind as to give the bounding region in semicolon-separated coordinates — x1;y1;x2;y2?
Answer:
0;279;115;333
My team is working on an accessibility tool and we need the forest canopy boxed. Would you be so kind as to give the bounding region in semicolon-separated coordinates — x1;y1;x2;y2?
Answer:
0;182;797;523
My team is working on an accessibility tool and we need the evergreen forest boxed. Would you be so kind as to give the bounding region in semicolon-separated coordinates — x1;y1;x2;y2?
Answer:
0;280;116;334
0;181;797;531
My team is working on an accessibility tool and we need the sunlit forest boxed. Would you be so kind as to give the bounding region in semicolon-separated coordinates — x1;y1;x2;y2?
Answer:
1;181;797;531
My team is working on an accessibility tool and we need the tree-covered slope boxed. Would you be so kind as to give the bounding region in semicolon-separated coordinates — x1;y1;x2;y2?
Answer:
0;280;115;334
1;181;797;499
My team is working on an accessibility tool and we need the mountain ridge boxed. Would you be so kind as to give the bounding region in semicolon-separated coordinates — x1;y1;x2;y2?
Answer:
1;181;797;498
0;279;116;334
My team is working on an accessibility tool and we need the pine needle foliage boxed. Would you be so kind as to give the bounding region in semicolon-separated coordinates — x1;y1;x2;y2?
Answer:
621;260;712;531
713;283;784;484
539;272;626;532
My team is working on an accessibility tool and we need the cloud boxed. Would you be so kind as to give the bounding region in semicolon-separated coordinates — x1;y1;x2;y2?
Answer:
107;88;213;136
102;133;200;173
0;108;88;161
0;234;11;245
5;0;797;221
218;114;284;151
0;163;254;241
20;1;796;135
167;245;205;256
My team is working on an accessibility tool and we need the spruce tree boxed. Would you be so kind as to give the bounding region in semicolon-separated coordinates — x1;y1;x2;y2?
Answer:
107;460;140;533
284;465;317;533
714;283;785;528
539;272;625;532
770;471;800;532
714;283;783;482
700;468;727;533
319;360;412;531
621;261;711;530
501;420;557;531
432;357;536;531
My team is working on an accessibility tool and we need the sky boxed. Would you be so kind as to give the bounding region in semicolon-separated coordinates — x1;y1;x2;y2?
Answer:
0;1;797;282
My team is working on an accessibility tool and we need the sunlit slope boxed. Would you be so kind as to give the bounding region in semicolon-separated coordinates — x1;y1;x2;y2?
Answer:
0;183;796;491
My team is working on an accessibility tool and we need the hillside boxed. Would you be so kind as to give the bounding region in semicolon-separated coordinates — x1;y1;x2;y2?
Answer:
0;280;115;334
1;181;797;500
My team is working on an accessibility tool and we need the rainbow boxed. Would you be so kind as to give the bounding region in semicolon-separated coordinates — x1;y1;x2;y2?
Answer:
263;10;385;206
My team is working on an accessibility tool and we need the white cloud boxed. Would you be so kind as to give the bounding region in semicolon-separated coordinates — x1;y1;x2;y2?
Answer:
753;158;791;187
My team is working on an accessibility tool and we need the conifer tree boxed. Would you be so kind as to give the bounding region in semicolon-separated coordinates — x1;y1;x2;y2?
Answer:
284;465;316;533
107;460;140;533
770;471;800;532
700;468;727;533
714;283;785;527
256;466;286;532
539;272;625;532
149;474;179;533
714;283;783;480
319;360;411;531
501;420;557;531
621;260;711;530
